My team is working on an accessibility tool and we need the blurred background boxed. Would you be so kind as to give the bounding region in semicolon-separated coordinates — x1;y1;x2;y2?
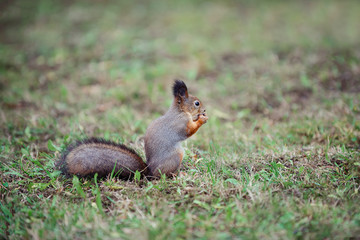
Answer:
1;0;359;150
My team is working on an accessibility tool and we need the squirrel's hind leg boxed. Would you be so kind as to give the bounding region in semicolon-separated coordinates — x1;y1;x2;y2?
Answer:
149;150;184;178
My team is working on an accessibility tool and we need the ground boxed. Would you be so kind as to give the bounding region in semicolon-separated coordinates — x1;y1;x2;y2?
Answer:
1;0;360;239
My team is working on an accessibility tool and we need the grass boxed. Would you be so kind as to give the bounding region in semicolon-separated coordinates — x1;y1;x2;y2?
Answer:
1;0;360;239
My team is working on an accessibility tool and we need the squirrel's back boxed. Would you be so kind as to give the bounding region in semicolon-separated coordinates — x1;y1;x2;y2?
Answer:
58;138;147;179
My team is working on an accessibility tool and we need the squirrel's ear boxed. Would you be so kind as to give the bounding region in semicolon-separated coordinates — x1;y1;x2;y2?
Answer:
173;80;188;101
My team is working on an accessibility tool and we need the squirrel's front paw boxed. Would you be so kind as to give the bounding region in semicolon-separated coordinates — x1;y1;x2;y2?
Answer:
198;113;208;123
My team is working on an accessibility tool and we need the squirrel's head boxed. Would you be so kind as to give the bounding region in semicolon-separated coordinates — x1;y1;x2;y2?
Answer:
173;80;206;121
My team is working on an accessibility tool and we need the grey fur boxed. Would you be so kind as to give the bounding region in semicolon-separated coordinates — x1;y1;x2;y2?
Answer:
145;102;189;177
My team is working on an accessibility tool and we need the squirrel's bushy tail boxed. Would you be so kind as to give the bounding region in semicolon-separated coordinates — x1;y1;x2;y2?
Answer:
57;138;148;179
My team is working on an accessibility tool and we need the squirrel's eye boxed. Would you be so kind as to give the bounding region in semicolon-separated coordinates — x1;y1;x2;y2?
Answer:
194;100;200;107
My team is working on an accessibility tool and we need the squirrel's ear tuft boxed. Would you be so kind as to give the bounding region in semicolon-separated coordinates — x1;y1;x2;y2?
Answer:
173;80;188;99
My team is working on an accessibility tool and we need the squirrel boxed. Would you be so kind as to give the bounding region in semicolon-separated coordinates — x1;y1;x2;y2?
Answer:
57;80;208;179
